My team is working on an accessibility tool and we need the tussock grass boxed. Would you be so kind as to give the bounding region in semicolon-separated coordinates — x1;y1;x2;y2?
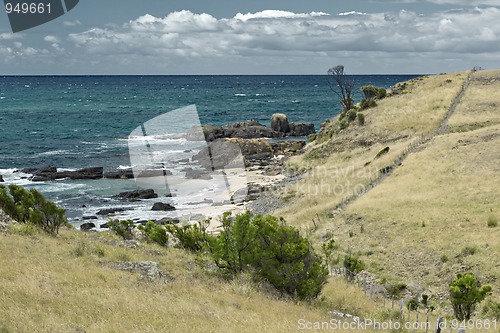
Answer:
448;70;500;132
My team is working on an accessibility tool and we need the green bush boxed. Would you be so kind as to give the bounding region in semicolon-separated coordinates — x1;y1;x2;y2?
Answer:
359;98;377;110
139;221;168;247
461;245;478;256
346;109;357;122
338;118;348;130
0;184;67;235
449;272;492;321
343;255;364;281
107;219;135;240
166;221;209;252
357;113;365;126
361;85;386;100
206;212;328;299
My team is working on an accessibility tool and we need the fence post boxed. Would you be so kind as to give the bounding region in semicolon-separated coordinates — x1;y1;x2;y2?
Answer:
392;295;395;310
399;299;403;321
370;284;373;301
435;316;443;333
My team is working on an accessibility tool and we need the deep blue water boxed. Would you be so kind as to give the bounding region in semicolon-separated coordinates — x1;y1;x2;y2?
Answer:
0;75;419;224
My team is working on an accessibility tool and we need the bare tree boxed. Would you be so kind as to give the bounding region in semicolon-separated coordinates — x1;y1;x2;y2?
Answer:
327;65;355;115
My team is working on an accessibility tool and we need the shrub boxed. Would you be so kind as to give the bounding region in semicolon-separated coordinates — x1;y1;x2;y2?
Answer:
449;272;492;321
166;221;209;252
346;109;357;122
361;85;386;100
107;219;135;240
487;215;498;228
440;254;449;263
482;298;500;320
359;98;377;110
206;212;328;299
461;245;478;256
343;255;364;281
357;113;365;126
139;221;168;247
407;298;419;311
338;118;348;130
0;184;67;235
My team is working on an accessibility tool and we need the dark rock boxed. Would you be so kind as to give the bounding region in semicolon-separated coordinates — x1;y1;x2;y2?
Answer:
184;168;212;180
99;222;109;228
96;208;127;216
156;217;180;225
175;158;190;164
271;113;290;133
104;170;134;179
29;166;103;181
151;202;176;211
82;216;98;220
80;222;96;231
288;123;315;136
0;175;3;182
113;189;158;201
136;169;173;178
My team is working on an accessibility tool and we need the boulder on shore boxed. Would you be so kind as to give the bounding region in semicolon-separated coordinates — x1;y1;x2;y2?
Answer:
80;222;96;231
24;166;104;181
104;170;134;179
271;113;290;133
96;208;127;216
113;189;158;201
0;175;3;182
151;202;176;211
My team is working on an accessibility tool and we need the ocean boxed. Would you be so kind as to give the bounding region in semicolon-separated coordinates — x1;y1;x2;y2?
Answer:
0;75;419;226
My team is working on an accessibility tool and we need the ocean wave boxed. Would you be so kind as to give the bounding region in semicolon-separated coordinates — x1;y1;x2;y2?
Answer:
234;93;247;97
36;149;74;157
125;135;188;144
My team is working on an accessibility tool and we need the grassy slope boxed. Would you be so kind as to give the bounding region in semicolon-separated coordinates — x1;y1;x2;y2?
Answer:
278;70;499;305
1;226;396;333
1;71;498;333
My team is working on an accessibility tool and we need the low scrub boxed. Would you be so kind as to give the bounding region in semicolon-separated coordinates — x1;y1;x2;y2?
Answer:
167;212;329;300
0;184;67;235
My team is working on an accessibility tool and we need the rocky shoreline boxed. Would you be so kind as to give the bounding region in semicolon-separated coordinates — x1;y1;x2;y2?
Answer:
2;114;313;230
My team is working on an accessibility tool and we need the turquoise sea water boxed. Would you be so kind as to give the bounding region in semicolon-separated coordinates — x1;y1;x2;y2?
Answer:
0;75;418;225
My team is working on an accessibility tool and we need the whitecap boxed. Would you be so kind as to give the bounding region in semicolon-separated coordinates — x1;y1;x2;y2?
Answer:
234;93;247;97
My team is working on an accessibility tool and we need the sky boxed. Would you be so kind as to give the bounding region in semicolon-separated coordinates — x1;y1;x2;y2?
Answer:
1;0;500;74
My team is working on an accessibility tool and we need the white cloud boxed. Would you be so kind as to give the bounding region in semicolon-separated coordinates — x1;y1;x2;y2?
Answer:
44;35;60;43
68;8;500;57
63;20;82;27
234;10;329;21
0;33;21;40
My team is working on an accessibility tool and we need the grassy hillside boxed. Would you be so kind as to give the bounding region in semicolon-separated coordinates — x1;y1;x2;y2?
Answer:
277;70;499;307
1;70;498;332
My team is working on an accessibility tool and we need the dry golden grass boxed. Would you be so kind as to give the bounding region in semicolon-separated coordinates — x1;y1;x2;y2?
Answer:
273;70;500;319
447;70;500;132
276;71;468;231
1;227;414;333
0;228;329;332
338;124;500;297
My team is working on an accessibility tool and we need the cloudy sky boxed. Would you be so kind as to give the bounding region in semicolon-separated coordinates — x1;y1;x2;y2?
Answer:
1;0;500;74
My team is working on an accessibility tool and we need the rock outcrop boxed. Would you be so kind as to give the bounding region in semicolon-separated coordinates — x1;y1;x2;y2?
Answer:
270;113;290;133
151;202;176;211
104;170;134;179
113;189;158;201
0;175;4;182
187;115;316;142
107;261;169;282
21;166;104;181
